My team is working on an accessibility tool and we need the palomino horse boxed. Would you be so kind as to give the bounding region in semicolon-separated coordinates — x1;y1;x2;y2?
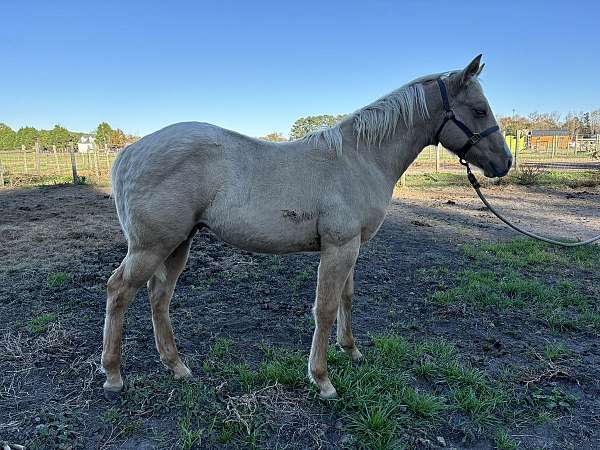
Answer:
101;55;512;399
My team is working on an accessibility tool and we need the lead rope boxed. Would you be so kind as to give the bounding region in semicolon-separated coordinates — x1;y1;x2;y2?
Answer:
460;160;600;247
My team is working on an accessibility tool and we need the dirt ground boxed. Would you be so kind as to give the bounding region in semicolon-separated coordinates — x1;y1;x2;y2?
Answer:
1;181;599;449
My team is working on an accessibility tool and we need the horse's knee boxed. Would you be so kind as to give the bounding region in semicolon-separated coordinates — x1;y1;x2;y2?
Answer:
313;300;338;324
101;352;120;371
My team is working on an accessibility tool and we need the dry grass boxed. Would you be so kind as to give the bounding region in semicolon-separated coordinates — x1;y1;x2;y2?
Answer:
220;383;330;449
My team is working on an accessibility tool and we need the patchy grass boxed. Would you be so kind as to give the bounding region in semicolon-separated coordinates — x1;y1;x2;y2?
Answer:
29;410;80;450
218;335;517;449
543;342;569;362
92;333;550;449
531;387;578;412
495;430;518;450
433;269;598;332
403;173;469;188
525;170;600;188
464;238;600;271
400;170;600;190
434;238;600;334
27;312;57;333
47;271;70;288
210;336;234;359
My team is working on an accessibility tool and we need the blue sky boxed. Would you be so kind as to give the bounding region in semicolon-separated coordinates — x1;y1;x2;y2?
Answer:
1;1;598;137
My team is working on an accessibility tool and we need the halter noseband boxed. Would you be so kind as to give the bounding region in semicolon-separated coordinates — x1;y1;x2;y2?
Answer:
434;78;500;161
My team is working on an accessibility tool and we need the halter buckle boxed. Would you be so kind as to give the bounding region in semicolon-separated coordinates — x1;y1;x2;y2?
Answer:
469;133;481;145
444;110;455;119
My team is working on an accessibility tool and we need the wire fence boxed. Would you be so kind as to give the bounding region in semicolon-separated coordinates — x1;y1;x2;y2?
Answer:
0;147;117;188
0;135;598;188
407;140;599;175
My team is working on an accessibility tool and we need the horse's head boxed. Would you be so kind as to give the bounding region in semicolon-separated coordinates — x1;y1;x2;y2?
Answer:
435;55;512;178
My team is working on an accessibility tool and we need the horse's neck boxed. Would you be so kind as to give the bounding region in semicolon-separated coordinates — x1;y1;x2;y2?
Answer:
339;117;436;188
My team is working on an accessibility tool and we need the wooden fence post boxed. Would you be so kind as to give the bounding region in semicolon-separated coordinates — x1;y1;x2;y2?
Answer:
435;144;440;173
70;147;79;185
53;145;60;172
94;150;100;178
35;139;40;175
0;161;5;187
22;145;28;174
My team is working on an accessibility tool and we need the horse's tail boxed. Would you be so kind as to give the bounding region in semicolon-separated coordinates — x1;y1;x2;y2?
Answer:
110;146;131;241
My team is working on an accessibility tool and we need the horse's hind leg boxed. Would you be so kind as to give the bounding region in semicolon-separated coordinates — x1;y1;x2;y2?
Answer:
336;266;363;361
147;236;194;379
102;248;166;394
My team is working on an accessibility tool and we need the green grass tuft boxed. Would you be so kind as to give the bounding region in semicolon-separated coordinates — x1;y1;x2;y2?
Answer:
27;312;57;333
47;271;70;288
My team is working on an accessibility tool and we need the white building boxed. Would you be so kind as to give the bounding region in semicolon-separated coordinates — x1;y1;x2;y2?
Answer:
77;135;96;153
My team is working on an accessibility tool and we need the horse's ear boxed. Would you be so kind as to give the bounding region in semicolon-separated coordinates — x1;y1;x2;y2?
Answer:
476;62;485;76
460;54;482;85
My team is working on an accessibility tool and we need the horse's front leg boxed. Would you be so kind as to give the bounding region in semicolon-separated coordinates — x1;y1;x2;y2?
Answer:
309;235;360;399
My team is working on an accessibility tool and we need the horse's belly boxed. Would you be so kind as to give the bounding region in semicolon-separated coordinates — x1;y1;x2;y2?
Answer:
205;207;320;254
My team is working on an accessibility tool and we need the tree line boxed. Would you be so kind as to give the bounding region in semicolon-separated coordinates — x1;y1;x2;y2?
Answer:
4;109;597;149
0;122;138;151
258;110;600;142
498;110;600;136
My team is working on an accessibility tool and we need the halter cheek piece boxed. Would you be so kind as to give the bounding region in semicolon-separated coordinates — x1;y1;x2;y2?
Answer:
434;78;500;161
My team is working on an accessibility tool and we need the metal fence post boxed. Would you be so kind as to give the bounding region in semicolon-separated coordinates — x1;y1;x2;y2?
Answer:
435;144;440;173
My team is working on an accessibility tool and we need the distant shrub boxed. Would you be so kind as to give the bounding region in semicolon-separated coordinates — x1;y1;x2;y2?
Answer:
514;166;543;185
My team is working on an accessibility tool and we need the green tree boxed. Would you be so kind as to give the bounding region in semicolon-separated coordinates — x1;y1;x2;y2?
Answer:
289;114;346;140
110;128;127;148
15;126;38;149
38;129;52;149
69;131;84;146
498;115;532;135
258;132;287;142
96;122;113;147
49;124;70;148
0;123;16;150
527;111;561;130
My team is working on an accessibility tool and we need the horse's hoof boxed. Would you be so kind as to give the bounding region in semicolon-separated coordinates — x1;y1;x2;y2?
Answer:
173;365;192;380
103;378;123;402
339;345;363;362
103;388;122;403
350;348;363;362
319;384;338;400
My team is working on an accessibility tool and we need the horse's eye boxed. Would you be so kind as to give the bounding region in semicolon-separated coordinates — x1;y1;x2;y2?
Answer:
473;108;487;118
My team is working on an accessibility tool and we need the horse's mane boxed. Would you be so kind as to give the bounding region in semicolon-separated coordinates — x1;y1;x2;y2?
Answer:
304;73;453;156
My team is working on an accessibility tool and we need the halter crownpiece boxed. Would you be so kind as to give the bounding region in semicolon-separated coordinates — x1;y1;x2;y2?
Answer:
434;78;500;160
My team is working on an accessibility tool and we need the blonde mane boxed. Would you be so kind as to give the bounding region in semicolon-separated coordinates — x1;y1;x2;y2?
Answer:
304;73;457;156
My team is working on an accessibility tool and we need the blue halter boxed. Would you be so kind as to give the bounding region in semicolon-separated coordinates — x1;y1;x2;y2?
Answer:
435;78;500;160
